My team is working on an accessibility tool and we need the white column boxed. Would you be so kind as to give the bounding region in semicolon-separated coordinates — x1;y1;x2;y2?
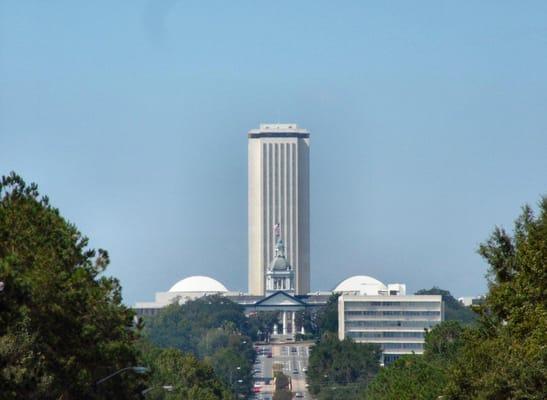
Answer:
283;311;287;335
292;311;296;335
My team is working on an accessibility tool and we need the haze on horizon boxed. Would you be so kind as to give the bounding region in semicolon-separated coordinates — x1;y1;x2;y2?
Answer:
1;1;546;305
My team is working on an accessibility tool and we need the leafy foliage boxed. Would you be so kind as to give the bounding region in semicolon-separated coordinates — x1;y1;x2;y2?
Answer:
247;311;279;342
423;320;465;362
444;198;547;399
143;296;255;397
137;341;233;400
364;354;447;400
364;197;547;399
0;172;140;399
316;293;340;335
363;321;464;400
307;333;380;400
273;371;292;400
415;287;477;324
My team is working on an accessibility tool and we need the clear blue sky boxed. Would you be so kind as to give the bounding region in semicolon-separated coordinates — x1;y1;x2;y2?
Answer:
1;1;546;305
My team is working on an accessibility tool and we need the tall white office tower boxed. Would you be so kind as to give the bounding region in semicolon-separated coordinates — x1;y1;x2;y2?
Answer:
248;123;310;296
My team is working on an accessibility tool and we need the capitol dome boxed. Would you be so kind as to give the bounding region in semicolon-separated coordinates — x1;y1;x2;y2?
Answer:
269;239;292;271
333;275;387;295
168;276;228;293
271;256;291;271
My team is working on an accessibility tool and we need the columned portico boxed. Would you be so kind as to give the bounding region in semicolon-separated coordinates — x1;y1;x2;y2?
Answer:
244;291;318;338
279;310;297;335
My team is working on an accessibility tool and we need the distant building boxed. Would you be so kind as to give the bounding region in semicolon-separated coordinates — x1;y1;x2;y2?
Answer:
133;275;329;335
134;275;230;316
248;123;310;296
458;296;485;307
336;276;443;365
334;275;406;296
133;123;449;355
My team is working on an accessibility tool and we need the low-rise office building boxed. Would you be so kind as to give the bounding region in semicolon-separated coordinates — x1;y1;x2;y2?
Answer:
338;286;443;365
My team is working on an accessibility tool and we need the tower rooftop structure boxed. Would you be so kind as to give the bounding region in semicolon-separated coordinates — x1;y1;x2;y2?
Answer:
248;123;310;138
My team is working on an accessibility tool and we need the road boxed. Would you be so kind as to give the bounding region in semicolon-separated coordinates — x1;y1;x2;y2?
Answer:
251;341;312;400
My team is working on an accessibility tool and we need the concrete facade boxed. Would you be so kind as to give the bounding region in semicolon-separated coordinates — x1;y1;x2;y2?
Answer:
248;124;310;296
338;294;444;365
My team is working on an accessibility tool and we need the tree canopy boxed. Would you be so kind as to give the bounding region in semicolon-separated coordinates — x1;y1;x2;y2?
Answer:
137;341;233;400
364;354;447;400
363;321;465;400
415;287;477;324
444;198;547;399
142;296;255;397
316;293;340;336
307;333;380;400
0;173;140;399
364;197;547;399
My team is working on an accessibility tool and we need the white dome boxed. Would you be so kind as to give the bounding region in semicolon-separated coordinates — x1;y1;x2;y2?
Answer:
168;276;228;293
333;275;387;295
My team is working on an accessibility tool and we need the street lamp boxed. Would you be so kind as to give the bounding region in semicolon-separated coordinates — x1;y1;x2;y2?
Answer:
95;366;150;386
229;366;242;396
141;385;174;396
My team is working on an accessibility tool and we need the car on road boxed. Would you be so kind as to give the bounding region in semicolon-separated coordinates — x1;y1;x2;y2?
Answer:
302;367;307;372
295;392;303;398
292;368;299;374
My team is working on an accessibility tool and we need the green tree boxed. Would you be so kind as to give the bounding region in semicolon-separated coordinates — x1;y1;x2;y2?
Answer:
423;320;465;362
143;295;249;352
445;198;547;399
143;296;255;397
364;355;447;400
205;345;253;396
362;321;464;400
247;311;279;341
315;293;340;336
273;371;292;400
415;287;477;324
0;173;140;399
138;344;233;400
307;333;380;400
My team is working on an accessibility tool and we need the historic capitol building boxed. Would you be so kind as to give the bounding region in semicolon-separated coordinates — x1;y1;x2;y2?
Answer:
135;123;443;363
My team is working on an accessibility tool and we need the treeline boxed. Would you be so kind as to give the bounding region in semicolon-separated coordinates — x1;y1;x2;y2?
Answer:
306;198;547;399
